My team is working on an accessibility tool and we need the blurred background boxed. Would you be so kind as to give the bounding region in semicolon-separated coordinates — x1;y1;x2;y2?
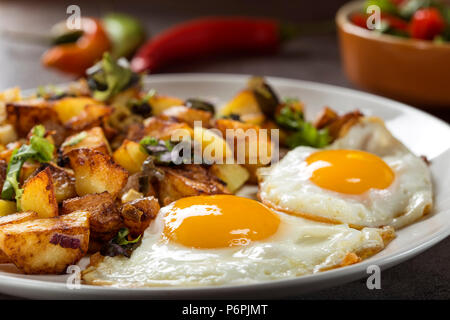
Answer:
0;0;348;89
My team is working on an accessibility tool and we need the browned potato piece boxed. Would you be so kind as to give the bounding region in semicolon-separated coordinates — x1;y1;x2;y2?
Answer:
160;106;213;128
313;106;339;129
137;117;193;141
53;97;101;123
120;196;159;236
148;95;184;115
65;104;112;133
32;163;76;203
209;164;250;193
315;109;363;141
21;167;58;218
215;118;273;166
67;148;128;198
0;211;89;274
19;161;40;184
61;127;111;156
0;212;38;263
61;192;122;242
158;164;229;206
6;100;66;144
112;139;148;174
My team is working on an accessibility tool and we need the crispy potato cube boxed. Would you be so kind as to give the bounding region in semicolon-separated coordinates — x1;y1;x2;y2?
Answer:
0;211;38;226
0;200;17;216
61;192;122;242
53;97;101;123
65;104;112;133
209;164;250;193
215;118;273;165
217;89;265;125
120;196;159;236
34;163;76;203
0;212;38;263
67;148;128;198
193;126;234;163
158;164;229;206
0;124;18;145
113;139;148;174
140;117;193;141
160;106;213;128
148;95;184;115
61;126;111;156
6;100;65;143
0;211;89;274
313;106;339;129
21;167;58;218
19;161;40;184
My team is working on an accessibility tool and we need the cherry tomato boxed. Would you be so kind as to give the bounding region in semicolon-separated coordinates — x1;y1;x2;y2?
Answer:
410;8;445;40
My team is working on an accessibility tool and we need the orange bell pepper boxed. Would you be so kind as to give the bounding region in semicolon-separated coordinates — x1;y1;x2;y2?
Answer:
42;18;110;76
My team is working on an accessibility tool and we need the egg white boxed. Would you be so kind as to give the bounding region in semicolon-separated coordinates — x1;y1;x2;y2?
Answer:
82;203;393;287
258;117;433;229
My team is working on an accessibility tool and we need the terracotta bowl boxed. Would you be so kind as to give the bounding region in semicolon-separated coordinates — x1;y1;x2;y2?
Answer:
336;1;450;108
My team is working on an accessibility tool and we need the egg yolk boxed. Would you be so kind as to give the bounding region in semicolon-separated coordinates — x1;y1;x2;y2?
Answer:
163;195;280;249
306;149;394;195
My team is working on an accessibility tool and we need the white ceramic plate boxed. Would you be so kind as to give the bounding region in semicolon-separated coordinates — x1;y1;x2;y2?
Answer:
1;74;449;299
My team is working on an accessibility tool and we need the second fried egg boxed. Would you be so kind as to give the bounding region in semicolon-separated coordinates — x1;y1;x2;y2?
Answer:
258;117;433;229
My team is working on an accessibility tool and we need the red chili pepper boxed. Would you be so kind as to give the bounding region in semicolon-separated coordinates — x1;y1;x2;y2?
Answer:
410;8;445;40
131;17;289;73
381;13;409;32
42;18;110;75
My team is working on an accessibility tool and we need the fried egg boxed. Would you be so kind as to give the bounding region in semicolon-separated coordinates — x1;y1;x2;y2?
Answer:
82;195;393;287
258;117;433;229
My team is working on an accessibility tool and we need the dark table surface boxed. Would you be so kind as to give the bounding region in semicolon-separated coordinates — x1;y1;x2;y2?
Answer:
0;0;448;300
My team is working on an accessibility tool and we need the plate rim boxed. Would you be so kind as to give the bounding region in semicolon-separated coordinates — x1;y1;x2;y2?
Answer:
5;73;450;298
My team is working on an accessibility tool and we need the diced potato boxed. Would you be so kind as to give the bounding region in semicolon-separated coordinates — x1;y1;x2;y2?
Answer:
21;167;58;218
40;163;77;203
215;118;273;166
148;95;184;115
0;87;21;123
6;100;65;140
0;200;17;216
120;196;159;236
193;126;233;163
141;117;193;141
160;106;212;128
0;211;38;226
53;97;101;123
209;164;250;193
61;192;122;242
217;89;265;125
112;139;148;174
0;211;89;274
110;87;140;108
0;211;38;263
61;126;111;156
0;124;18;145
65;104;112;133
158;164;229;206
19;161;40;184
121;189;144;203
67;148;128;198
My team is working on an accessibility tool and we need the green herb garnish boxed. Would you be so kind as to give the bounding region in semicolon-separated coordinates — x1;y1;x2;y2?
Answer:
87;52;139;102
114;228;141;246
61;131;88;148
1;125;54;203
139;136;176;164
275;100;330;149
